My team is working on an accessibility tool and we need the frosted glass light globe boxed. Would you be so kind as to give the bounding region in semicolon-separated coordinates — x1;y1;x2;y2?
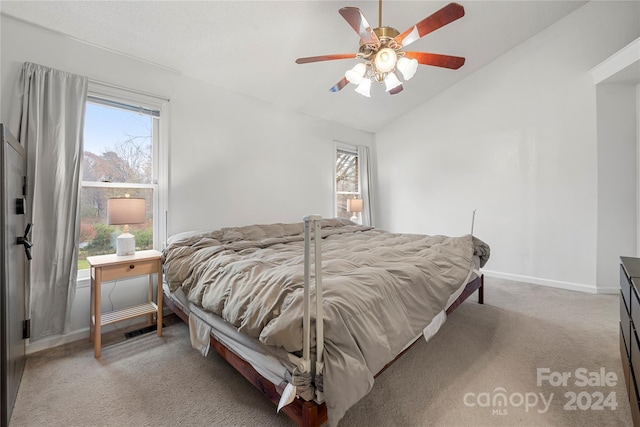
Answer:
345;63;367;85
383;73;402;92
354;78;371;97
397;57;418;80
374;48;397;73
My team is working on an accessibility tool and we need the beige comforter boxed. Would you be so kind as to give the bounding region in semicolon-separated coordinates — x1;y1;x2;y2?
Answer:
162;218;490;426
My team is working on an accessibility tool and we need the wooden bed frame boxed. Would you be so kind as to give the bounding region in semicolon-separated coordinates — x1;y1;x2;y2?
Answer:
162;273;484;427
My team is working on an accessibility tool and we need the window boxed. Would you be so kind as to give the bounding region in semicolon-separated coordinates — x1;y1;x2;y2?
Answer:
335;145;360;220
78;88;166;272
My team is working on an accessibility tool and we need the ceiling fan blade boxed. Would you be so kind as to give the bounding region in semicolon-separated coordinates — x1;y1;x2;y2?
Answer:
339;7;380;45
295;54;357;64
330;77;349;93
404;52;465;69
395;3;465;48
389;84;404;95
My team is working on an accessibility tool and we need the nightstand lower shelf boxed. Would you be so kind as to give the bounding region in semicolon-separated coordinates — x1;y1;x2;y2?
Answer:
95;302;158;326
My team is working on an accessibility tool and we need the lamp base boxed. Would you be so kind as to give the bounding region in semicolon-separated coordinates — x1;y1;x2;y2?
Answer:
116;232;136;256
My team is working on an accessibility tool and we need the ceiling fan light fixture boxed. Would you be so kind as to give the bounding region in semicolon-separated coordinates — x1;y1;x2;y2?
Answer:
374;47;397;74
354;77;372;97
383;72;402;92
397;57;419;80
294;3;466;96
345;63;367;85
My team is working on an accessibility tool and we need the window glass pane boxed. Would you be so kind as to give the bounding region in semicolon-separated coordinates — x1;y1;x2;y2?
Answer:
79;99;157;272
336;193;356;221
336;149;360;220
336;150;359;193
78;187;154;270
83;102;153;184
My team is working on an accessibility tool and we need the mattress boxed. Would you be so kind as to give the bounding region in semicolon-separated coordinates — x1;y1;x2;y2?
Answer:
163;282;296;388
162;254;479;400
162;219;490;425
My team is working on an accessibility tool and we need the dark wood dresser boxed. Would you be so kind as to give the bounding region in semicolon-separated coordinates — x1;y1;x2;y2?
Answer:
621;256;640;425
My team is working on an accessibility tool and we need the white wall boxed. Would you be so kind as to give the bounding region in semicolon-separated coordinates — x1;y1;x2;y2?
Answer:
168;77;373;233
0;15;373;350
595;84;637;290
0;17;180;120
374;1;640;293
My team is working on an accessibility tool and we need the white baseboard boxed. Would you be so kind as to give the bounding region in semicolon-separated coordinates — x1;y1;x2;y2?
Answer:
27;271;617;355
26;320;151;355
27;328;90;355
481;269;617;294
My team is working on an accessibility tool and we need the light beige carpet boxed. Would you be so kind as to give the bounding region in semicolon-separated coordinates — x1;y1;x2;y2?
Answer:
10;278;632;426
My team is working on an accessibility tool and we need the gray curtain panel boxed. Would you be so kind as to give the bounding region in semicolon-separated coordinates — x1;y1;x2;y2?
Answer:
357;145;374;226
8;62;88;340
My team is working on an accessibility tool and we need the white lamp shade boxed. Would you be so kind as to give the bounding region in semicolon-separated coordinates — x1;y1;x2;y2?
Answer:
107;197;146;225
354;78;371;97
345;63;367;85
397;57;419;80
374;48;398;73
383;72;403;92
347;198;363;213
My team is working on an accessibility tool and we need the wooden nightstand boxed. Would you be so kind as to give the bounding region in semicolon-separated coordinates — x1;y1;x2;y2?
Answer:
87;249;163;358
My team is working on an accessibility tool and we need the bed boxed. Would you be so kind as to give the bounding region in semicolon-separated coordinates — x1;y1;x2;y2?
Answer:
161;216;490;426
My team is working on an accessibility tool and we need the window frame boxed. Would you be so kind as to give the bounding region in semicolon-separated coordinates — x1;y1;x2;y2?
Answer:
334;142;361;219
77;82;169;283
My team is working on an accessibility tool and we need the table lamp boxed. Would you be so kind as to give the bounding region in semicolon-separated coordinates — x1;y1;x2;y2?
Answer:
107;195;146;256
347;198;363;223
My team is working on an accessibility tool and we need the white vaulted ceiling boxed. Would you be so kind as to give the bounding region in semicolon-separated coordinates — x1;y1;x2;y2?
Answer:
0;1;586;133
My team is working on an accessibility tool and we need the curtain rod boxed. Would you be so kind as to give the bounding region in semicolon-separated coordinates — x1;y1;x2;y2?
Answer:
88;78;170;102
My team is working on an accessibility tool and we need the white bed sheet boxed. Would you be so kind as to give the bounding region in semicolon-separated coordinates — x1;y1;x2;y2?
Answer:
162;257;479;395
163;282;296;387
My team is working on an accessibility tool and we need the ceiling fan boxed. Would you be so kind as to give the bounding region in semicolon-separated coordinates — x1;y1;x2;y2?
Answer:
295;1;466;97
